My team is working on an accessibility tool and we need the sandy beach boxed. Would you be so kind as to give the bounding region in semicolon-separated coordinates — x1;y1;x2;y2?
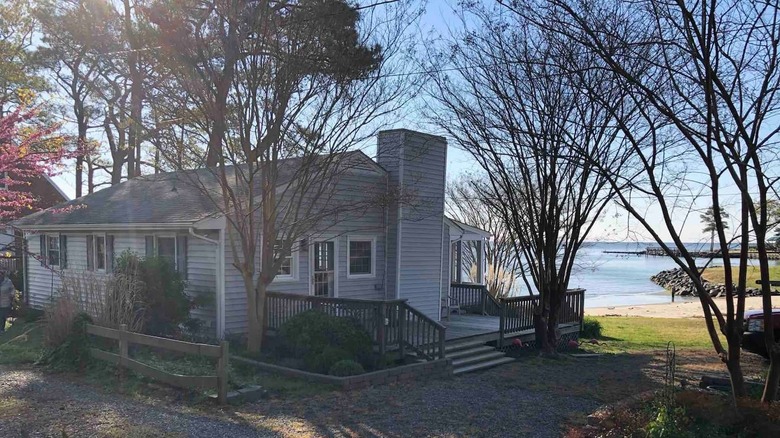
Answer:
586;295;776;318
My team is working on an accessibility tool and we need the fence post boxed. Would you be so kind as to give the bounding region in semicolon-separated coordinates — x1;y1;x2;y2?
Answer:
480;286;486;315
118;323;128;382
217;340;229;405
498;300;506;348
438;325;445;359
579;290;585;333
378;302;387;357
398;304;406;359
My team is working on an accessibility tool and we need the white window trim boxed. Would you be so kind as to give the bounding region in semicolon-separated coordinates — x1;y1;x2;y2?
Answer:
273;238;299;282
88;233;108;272
46;234;61;268
347;235;376;279
308;235;339;297
148;234;183;273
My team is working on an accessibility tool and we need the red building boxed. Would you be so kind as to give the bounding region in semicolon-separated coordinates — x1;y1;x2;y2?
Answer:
1;174;69;270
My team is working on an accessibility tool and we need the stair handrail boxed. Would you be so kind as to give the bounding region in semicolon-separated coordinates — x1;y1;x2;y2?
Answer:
398;301;447;360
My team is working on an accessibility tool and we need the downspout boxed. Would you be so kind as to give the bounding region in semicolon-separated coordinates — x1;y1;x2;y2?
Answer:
188;228;224;339
438;224;445;321
383;171;389;299
22;232;29;306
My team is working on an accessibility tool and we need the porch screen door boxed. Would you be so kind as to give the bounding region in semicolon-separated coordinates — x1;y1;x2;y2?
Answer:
313;241;335;297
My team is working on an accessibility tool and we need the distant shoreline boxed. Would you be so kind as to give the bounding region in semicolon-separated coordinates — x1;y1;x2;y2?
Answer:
585;295;773;318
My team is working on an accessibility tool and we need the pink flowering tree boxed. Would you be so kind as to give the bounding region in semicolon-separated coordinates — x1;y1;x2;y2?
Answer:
0;106;68;221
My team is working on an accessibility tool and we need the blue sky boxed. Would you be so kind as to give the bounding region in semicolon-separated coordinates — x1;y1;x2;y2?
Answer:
48;0;740;244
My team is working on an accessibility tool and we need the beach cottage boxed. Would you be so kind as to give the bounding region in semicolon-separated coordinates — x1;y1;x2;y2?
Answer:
13;130;490;333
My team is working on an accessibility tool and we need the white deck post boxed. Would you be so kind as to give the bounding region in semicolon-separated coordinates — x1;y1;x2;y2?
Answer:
456;240;463;284
476;240;484;285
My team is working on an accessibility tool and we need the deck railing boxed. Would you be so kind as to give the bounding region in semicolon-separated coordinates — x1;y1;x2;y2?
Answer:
396;301;446;360
450;283;502;316
264;292;445;360
498;289;585;347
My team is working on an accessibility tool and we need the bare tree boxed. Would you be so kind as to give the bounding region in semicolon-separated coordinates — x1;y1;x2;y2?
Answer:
427;4;627;353
446;176;520;298
151;0;421;352
523;0;780;402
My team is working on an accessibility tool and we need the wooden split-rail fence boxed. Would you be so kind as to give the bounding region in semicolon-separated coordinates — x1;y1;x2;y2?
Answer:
86;324;230;404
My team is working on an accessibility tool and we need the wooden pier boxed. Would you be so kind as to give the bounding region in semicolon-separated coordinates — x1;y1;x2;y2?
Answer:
603;250;646;255
602;246;780;260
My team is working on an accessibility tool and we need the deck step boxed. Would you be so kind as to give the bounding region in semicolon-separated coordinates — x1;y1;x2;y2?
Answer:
446;345;496;360
445;339;491;353
451;351;507;368
453;356;515;375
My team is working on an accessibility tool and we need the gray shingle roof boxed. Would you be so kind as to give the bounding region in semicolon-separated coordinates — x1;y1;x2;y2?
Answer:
13;151;380;228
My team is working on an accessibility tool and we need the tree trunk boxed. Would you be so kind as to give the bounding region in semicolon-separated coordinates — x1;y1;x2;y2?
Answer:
111;153;124;185
764;348;780;402
75;155;83;198
710;231;715;253
124;0;142;179
726;334;748;399
87;159;94;194
546;291;563;352
245;276;262;353
533;312;550;352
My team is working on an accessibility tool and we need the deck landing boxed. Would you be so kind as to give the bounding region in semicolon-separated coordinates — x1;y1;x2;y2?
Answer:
443;314;505;342
442;314;579;344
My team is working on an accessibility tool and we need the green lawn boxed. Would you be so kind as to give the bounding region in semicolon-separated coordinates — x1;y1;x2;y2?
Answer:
583;316;721;353
701;264;780;285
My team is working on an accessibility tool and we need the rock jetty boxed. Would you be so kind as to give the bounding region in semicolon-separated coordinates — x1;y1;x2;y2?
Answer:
650;268;763;298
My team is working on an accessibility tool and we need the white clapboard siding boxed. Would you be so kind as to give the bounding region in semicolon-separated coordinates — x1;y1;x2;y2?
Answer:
221;166;388;334
26;230;217;330
378;130;447;320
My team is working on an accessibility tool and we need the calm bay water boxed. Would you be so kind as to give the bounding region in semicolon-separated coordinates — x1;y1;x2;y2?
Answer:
568;242;694;308
526;241;778;308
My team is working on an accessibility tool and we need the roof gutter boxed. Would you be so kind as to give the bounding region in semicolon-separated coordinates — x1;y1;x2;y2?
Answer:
15;222;199;232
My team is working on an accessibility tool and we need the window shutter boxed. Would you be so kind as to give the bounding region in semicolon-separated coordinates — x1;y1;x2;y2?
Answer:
86;235;94;271
177;235;187;277
60;234;68;269
107;235;115;271
145;236;154;258
39;235;46;266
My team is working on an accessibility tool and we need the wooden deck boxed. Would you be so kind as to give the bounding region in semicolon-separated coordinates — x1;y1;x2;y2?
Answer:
442;313;580;344
443;314;502;341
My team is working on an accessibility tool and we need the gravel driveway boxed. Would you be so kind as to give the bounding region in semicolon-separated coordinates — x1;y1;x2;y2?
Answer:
0;366;268;438
0;353;664;437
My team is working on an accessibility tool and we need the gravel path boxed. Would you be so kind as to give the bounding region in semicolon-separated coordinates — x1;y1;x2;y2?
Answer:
0;366;271;437
0;353;665;437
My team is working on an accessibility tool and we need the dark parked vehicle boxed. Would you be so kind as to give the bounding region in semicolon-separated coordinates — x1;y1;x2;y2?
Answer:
742;308;780;359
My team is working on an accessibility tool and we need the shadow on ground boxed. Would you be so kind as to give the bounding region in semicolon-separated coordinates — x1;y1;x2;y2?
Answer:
6;350;751;438
227;352;660;438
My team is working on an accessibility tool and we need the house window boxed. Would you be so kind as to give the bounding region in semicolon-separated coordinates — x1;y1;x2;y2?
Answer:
87;234;114;271
274;239;296;279
157;237;176;267
145;235;187;275
39;234;67;268
347;237;374;277
47;236;60;266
